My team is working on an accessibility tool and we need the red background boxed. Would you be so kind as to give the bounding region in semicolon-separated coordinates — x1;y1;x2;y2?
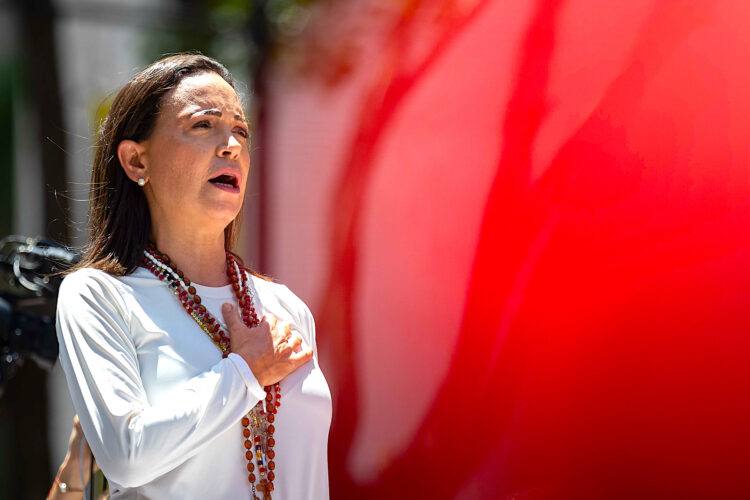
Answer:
260;1;750;497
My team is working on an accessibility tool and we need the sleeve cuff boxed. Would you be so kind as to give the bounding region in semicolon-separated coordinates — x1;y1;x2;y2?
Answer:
227;353;266;402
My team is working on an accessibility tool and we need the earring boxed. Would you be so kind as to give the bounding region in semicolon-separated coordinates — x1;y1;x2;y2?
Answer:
137;178;146;187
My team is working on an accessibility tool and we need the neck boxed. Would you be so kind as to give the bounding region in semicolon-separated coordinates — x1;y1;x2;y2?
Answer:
150;224;229;287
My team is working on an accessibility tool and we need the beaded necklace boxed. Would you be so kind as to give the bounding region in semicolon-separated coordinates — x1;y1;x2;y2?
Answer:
142;245;280;500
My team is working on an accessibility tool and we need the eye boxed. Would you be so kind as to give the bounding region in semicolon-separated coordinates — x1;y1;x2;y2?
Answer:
235;127;249;139
193;120;211;129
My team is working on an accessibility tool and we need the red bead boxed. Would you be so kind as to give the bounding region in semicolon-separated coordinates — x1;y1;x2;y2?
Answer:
146;248;283;487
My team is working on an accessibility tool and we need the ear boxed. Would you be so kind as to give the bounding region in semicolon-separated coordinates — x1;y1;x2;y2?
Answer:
117;139;149;185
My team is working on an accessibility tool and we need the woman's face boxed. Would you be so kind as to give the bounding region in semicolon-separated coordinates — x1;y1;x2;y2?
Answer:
140;71;250;238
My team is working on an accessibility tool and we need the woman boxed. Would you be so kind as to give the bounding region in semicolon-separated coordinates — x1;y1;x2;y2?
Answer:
55;53;331;499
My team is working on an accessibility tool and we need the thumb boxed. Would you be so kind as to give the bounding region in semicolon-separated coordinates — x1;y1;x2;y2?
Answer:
222;303;242;332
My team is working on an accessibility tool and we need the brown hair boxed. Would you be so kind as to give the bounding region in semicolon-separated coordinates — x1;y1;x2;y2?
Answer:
71;53;245;276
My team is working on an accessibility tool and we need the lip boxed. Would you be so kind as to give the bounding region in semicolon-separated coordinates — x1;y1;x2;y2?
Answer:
210;182;240;194
207;167;243;193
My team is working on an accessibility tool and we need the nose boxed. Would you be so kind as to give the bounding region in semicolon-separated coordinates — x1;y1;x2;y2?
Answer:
217;134;242;159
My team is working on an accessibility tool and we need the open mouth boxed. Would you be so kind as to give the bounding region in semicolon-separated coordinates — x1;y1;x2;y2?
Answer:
208;173;239;189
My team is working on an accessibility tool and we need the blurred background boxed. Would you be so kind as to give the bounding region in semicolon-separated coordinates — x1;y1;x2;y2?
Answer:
3;0;750;498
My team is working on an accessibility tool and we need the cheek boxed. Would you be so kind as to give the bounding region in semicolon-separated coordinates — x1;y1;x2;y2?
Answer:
241;149;251;172
152;158;189;197
149;137;207;192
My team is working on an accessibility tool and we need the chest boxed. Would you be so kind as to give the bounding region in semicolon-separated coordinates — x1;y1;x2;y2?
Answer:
124;284;322;406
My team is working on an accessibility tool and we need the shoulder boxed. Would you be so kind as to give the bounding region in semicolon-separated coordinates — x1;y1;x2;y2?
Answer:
58;267;131;315
61;267;115;291
56;269;139;369
60;267;125;295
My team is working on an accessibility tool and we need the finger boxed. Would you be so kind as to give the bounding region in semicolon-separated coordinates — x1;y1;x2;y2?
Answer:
289;347;313;365
288;332;303;351
263;313;278;331
275;322;292;342
290;324;305;343
222;303;242;332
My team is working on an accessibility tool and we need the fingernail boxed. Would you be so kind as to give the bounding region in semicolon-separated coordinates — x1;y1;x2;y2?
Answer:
222;303;232;311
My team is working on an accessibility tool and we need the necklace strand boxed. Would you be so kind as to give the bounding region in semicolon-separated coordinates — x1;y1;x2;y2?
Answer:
142;245;279;499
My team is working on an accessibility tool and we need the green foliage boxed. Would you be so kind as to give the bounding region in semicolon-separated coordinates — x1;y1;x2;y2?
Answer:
137;0;317;86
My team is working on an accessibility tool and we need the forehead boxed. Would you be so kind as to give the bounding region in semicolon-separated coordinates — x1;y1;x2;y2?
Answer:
161;71;243;118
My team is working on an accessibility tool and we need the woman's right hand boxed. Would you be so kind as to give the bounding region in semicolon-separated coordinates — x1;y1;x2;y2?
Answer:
222;304;313;387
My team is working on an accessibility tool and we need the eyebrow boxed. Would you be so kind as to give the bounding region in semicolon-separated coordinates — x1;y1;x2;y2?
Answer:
191;108;248;125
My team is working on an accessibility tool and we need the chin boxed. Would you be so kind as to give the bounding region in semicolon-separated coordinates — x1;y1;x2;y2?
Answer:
201;202;243;227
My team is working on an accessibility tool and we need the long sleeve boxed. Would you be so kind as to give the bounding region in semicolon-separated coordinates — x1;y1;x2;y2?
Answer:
55;269;266;488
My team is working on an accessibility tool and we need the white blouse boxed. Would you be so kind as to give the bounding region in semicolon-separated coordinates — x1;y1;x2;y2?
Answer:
56;266;331;499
